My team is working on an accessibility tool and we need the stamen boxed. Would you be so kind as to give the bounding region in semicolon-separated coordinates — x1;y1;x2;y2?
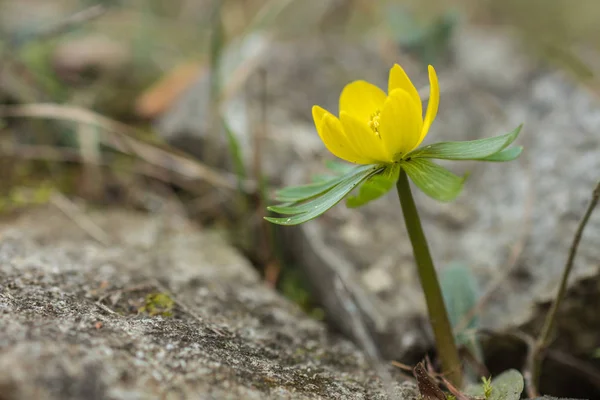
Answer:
368;110;381;137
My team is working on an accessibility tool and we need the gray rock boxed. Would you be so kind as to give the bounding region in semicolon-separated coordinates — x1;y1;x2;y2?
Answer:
0;206;419;400
531;398;583;400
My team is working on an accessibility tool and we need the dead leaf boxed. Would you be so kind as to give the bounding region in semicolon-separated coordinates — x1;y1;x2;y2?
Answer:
414;362;447;400
135;62;205;119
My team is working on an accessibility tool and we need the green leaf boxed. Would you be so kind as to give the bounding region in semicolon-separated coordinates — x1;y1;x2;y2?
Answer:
275;164;375;203
441;263;480;335
222;119;247;184
400;159;465;202
466;370;524;400
310;174;337;184
266;165;382;225
308;160;354;183
479;146;523;162
269;166;380;215
275;178;340;203
308;160;355;184
325;159;354;174
409;125;522;161
346;164;400;208
441;263;484;375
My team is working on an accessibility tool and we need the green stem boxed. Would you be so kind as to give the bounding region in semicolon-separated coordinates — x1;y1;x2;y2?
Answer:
396;169;463;387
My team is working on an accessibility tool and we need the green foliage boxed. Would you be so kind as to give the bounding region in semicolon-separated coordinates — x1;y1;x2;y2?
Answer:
440;263;484;369
398;125;521;202
266;164;383;225
222;118;247;185
408;125;522;161
346;164;399;208
479;146;523;162
138;292;175;317
274;176;342;203
441;263;479;332
18;40;68;101
266;125;523;224
0;182;56;214
279;268;325;320
466;370;524;400
324;159;354;175
482;376;493;399
400;158;466;202
307;161;353;185
304;160;398;209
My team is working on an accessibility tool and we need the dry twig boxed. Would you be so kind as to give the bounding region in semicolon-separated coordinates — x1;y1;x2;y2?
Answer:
529;181;600;395
50;192;111;246
37;5;107;40
0;103;255;192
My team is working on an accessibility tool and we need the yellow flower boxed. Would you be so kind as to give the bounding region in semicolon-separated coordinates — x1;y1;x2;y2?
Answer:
312;64;439;165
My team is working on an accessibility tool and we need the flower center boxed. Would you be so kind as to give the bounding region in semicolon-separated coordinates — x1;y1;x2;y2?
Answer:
368;110;381;137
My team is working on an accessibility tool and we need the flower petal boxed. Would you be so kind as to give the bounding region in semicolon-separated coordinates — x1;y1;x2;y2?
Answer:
417;65;439;147
388;64;422;111
379;89;423;159
340;111;388;163
339;80;386;124
312;106;373;164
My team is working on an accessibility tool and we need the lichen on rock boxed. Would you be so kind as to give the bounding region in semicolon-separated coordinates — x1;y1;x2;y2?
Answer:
0;206;418;400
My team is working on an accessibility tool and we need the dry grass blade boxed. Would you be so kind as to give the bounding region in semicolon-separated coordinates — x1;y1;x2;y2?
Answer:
50;192;111;246
4;144;217;196
37;4;108;40
391;360;414;373
77;122;103;198
0;103;255;192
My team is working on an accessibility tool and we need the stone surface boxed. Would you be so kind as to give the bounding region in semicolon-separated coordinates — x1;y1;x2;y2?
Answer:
156;25;600;367
0;206;419;400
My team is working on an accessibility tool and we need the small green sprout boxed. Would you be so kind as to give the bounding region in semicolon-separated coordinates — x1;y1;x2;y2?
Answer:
481;376;493;399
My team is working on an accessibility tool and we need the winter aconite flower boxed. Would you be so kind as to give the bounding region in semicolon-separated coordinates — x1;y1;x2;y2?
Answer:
266;64;523;226
312;64;438;165
265;63;525;388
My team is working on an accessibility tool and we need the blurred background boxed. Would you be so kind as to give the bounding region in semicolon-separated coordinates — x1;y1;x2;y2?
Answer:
2;1;600;397
2;0;600;297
